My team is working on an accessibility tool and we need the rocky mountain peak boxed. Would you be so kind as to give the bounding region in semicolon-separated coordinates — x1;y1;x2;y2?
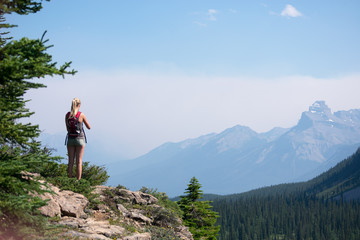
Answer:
296;101;335;130
308;100;331;115
215;125;261;153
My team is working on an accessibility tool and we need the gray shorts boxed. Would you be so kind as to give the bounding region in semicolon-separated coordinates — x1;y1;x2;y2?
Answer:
67;137;85;146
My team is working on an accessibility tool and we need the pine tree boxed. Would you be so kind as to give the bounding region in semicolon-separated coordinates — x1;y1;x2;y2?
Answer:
0;0;75;236
178;177;220;240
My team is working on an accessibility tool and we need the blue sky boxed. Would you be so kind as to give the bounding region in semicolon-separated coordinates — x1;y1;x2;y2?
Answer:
9;0;360;77
7;0;360;158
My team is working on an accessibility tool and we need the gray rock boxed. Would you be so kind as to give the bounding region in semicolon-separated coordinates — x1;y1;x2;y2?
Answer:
116;189;158;205
93;185;112;201
63;230;110;240
175;225;194;240
57;216;86;228
37;183;88;218
57;190;89;218
80;219;125;237
122;232;151;240
38;191;61;217
127;209;152;225
117;203;129;216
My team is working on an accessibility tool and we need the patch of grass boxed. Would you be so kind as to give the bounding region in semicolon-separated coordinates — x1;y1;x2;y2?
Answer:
146;226;181;240
122;222;138;233
139;187;183;219
108;217;139;235
138;205;181;229
101;188;126;215
0;222;82;240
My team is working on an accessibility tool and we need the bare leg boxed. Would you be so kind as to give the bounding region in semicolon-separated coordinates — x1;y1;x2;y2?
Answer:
75;145;85;180
67;145;76;178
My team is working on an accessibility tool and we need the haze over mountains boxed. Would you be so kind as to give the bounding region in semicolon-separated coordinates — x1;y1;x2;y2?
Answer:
108;101;360;197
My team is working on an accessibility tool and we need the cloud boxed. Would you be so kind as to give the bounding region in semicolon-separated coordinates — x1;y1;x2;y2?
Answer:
193;9;218;27
281;4;303;18
261;3;279;16
207;9;218;21
25;70;360;158
194;21;207;27
229;9;237;14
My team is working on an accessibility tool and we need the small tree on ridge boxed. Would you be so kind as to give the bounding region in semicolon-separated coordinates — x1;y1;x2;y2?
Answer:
177;177;220;240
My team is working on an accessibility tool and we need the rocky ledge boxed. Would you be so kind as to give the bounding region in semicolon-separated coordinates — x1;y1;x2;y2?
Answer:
37;184;193;240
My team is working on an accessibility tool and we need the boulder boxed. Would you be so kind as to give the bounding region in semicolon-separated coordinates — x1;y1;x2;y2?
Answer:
38;191;61;217
37;184;62;217
127;209;152;225
57;190;89;218
93;185;111;201
116;189;158;205
117;203;129;216
37;183;88;218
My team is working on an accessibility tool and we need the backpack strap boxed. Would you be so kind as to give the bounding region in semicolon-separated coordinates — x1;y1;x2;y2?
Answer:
83;128;87;143
75;111;87;143
66;111;81;120
64;133;68;146
65;112;70;124
65;112;70;145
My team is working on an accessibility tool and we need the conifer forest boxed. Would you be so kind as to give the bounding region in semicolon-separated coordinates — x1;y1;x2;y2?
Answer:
212;193;360;240
210;149;360;240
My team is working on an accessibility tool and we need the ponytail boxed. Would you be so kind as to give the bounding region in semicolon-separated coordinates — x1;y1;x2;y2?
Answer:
70;98;81;118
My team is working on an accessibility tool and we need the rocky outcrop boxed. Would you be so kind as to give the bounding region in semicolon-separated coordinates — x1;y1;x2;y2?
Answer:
114;188;158;205
39;184;193;240
39;185;88;218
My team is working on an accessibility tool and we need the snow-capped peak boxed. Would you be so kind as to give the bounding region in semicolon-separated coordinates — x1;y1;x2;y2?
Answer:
309;101;331;115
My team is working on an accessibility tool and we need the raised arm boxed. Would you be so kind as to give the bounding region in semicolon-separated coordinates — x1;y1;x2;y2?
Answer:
65;113;69;131
81;113;91;130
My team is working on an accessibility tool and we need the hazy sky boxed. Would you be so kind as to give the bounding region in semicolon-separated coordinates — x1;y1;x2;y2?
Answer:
7;0;360;158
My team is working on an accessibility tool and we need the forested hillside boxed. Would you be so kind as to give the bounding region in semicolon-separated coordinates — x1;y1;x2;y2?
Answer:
211;148;360;240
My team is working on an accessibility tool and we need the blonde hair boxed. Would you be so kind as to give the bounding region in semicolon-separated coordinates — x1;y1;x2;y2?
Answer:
70;98;81;118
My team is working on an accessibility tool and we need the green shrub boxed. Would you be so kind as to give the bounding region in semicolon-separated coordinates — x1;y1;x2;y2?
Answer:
81;162;109;186
35;160;106;200
35;160;109;206
139;186;182;218
40;161;109;186
151;206;181;228
48;177;92;195
116;184;128;190
146;226;181;240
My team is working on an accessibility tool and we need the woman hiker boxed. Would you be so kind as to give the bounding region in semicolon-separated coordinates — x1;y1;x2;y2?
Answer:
65;97;91;180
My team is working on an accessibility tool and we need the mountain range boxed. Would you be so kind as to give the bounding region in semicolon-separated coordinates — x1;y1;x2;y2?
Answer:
108;101;360;197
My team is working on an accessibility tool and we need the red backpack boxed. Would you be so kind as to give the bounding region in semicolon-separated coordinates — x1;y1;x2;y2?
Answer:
66;111;82;138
